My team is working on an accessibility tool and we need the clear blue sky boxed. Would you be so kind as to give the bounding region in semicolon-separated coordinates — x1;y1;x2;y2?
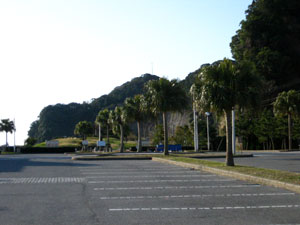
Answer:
0;0;252;145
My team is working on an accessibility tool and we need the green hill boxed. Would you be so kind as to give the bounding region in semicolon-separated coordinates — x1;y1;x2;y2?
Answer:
28;74;159;142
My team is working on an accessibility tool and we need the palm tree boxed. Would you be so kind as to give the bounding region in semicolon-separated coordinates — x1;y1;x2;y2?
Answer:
74;121;93;140
109;106;127;153
273;90;300;150
124;95;147;152
95;109;111;151
0;119;15;147
193;59;261;166
145;78;188;155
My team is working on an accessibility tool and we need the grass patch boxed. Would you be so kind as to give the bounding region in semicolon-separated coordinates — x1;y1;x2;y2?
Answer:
1;151;18;155
163;156;300;186
33;142;46;147
33;137;137;150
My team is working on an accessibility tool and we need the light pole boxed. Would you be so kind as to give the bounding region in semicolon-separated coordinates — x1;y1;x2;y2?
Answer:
205;112;210;151
193;102;199;152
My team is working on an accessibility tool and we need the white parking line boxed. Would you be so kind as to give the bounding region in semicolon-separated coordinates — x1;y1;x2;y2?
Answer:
86;174;216;178
94;184;260;191
88;179;234;184
81;171;203;175
99;193;295;200
0;177;85;184
81;168;184;172
109;205;300;212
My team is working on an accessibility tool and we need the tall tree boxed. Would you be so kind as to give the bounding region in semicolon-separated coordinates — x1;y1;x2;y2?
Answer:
109;106;127;153
151;124;164;145
124;95;147;152
24;137;37;147
74;121;93;140
193;59;262;166
145;78;188;155
273;90;300;150
0;119;15;147
253;109;277;150
236;111;256;150
170;125;193;146
95;109;111;151
230;0;300;92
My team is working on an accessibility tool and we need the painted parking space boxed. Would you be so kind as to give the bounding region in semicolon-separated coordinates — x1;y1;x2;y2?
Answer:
73;160;300;224
1;154;299;225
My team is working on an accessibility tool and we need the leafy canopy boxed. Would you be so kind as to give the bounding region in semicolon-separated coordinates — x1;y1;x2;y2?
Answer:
145;78;188;114
230;0;300;89
273;90;300;117
194;58;262;114
109;106;128;135
96;108;110;129
123;95;147;123
74;121;93;139
0;119;15;134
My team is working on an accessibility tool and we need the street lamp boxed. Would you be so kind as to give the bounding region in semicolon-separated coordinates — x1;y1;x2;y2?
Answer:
205;112;210;151
193;104;199;152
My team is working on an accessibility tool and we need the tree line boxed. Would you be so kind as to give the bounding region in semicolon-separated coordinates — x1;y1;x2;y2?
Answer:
0;119;15;149
30;0;300;167
74;59;300;167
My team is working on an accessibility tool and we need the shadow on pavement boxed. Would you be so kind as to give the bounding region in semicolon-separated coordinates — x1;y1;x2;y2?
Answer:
0;157;99;173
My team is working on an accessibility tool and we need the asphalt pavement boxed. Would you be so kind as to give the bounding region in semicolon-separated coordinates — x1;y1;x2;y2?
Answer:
1;154;300;225
207;151;300;173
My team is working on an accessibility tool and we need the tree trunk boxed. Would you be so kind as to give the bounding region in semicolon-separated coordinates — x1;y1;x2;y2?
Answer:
5;132;8;147
137;121;142;152
120;124;124;153
288;113;292;150
163;112;169;156
106;125;110;152
225;110;234;166
270;137;275;150
98;124;102;141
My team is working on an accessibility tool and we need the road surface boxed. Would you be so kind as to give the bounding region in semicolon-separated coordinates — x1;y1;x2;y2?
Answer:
0;154;300;225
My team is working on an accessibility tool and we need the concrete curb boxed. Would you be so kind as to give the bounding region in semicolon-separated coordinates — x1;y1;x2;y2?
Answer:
152;157;300;194
188;154;253;159
72;156;152;160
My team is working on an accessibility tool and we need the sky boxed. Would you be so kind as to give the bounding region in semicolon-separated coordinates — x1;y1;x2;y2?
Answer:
0;0;252;145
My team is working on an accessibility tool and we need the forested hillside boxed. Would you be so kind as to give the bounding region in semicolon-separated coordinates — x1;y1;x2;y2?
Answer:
28;0;300;145
230;0;300;95
28;74;159;141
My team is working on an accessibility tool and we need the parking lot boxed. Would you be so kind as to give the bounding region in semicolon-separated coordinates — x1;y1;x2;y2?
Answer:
80;159;300;225
208;151;300;173
1;154;300;224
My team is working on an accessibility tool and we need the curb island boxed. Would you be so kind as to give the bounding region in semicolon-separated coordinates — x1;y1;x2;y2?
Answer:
152;157;300;194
